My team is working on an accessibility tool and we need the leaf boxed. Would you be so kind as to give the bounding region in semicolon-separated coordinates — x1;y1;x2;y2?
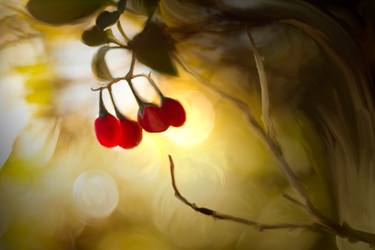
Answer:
117;0;127;12
127;0;159;16
129;22;177;75
96;10;120;30
81;26;110;47
26;0;109;25
92;46;114;81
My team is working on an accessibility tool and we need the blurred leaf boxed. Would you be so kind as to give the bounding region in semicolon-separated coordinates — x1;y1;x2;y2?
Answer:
127;0;159;16
117;0;127;12
92;46;114;81
96;10;120;30
26;0;110;25
81;26;110;46
129;22;177;75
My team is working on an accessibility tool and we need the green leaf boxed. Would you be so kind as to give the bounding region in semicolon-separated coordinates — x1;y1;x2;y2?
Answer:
92;46;114;81
127;0;159;16
81;26;110;47
129;22;177;75
96;10;120;30
26;0;110;25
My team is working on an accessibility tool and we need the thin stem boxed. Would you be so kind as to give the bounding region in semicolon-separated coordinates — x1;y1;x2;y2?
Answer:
91;77;125;91
174;55;375;246
98;89;107;117
117;20;130;42
168;155;317;232
246;28;273;135
108;37;129;48
132;73;164;99
176;55;311;207
91;52;138;92
127;79;143;107
283;194;308;209
127;53;136;78
124;53;144;106
108;86;125;119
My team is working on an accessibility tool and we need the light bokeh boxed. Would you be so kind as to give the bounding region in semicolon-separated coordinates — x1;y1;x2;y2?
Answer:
0;2;336;250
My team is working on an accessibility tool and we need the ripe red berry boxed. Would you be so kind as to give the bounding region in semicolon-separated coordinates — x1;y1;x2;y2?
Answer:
118;118;143;149
95;114;121;148
161;97;186;127
137;104;169;132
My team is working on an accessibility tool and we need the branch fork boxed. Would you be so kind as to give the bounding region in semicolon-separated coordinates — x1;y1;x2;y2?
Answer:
167;27;375;247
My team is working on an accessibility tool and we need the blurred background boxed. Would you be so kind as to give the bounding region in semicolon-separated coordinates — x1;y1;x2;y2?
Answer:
0;0;374;249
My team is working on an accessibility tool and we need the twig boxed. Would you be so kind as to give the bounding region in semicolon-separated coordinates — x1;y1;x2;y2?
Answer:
246;28;273;135
282;194;308;209
168;155;317;232
179;57;312;209
174;54;375;246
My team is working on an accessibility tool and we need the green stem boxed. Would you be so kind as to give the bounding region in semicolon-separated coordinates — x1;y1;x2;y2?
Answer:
117;21;130;42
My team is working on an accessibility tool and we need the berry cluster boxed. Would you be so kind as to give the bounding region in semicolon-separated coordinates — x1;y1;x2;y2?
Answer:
94;78;186;149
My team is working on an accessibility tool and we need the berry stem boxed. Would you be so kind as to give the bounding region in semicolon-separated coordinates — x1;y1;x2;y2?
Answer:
147;73;165;99
108;86;126;120
127;53;136;78
127;79;144;108
124;53;145;108
130;73;165;100
98;88;108;117
117;20;129;42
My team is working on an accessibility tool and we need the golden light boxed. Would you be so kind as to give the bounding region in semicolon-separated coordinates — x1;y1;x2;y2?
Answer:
1;1;359;249
73;170;119;219
164;90;215;146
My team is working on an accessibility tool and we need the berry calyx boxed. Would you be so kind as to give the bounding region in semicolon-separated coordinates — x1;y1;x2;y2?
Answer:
137;103;169;133
118;118;142;149
95;89;121;147
161;97;186;127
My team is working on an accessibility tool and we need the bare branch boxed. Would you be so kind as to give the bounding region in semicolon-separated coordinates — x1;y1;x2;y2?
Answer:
174;54;375;246
246;28;273;135
282;194;307;209
168;155;317;232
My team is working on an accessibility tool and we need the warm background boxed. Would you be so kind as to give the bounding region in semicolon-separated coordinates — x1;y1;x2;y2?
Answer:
0;0;374;249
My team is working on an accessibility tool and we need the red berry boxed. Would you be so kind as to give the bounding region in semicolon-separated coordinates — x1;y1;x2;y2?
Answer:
137;104;169;132
118;119;143;149
95;114;121;147
161;97;186;127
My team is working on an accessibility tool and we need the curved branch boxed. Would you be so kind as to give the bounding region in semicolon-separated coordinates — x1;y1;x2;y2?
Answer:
168;155;317;232
174;54;375;246
246;28;273;135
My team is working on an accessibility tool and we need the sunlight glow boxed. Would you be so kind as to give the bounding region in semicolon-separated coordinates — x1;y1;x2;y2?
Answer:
164;90;215;146
73;170;119;219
